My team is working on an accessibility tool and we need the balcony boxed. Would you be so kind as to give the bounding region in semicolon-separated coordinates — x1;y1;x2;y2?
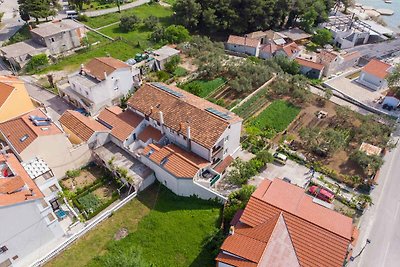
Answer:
212;146;223;158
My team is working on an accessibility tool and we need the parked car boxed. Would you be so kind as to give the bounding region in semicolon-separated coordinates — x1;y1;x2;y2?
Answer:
309;185;335;203
273;152;287;165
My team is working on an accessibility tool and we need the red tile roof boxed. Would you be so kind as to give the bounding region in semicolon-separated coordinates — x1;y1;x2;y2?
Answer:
128;83;241;149
216;252;257;267
137;125;162;143
219;179;353;267
60;110;109;142
0;109;62;153
280;42;299;58
0;154;43;206
0;82;15;108
97;107;143;142
362;59;392;79
142;144;209;178
214;155;233;174
83;57;130;81
227;35;260;48
295;57;325;71
319;50;338;63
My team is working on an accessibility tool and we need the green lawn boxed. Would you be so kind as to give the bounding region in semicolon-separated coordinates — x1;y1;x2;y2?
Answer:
181;78;226;98
248;100;300;133
85;3;173;29
37;41;140;73
47;184;222;267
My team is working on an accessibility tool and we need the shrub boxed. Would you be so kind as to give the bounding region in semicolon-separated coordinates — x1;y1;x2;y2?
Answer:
25;54;48;72
164;25;190;44
156;70;171;82
66;169;81;178
77;14;89;22
120;14;141;32
143;15;159;30
164;55;181;73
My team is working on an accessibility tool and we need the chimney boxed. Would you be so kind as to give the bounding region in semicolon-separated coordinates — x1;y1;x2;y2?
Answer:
159;111;164;133
104;72;108;80
229;226;235;235
186;124;191;151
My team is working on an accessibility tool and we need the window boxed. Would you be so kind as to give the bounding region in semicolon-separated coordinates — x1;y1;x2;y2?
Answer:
224;148;228;155
51;37;55;42
85;91;89;96
20;134;29;142
47;213;56;222
114;86;119;91
49;185;58;192
12;255;18;261
225;135;229;142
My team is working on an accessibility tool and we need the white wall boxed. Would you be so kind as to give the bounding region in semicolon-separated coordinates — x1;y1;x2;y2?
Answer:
19;135;92;179
88;131;110;149
358;71;387;90
0;200;64;267
225;43;259;56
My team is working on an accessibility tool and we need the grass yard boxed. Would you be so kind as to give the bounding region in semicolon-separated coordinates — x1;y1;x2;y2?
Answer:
180;78;226;98
37;41;140;73
85;3;173;29
47;184;222;267
248;100;300;133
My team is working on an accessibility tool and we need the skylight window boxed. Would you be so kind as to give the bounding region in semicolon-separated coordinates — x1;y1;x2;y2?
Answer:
20;134;29;142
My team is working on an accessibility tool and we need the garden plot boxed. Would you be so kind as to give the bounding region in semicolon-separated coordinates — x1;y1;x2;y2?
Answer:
180;77;226;98
61;166;103;193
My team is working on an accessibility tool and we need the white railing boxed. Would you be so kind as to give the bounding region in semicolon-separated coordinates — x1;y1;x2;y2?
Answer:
30;192;137;267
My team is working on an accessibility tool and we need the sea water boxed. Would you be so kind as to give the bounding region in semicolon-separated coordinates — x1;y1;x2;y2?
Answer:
356;0;400;31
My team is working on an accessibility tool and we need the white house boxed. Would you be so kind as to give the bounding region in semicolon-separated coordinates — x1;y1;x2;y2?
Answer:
225;35;261;57
295;57;325;79
318;50;361;77
0;154;64;267
61;57;139;115
358;59;393;90
103;82;243;200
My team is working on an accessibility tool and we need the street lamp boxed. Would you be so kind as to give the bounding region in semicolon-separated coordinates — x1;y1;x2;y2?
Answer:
349;239;371;262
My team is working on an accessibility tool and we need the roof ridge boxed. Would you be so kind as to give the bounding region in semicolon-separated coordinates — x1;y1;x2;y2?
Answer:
250;196;351;240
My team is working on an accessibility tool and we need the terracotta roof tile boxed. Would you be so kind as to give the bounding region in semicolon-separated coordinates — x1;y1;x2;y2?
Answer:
60;110;109;142
227;35;260;48
83;57;130;81
216;253;257;267
214;155;233;174
128;83;241;149
138;125;162;143
233;179;353;267
318;50;338;63
295;57;325;70
280;42;299;57
0;154;43;206
362;59;392;79
0;109;62;153
97;107;142;142
143;144;209;178
0;82;15;107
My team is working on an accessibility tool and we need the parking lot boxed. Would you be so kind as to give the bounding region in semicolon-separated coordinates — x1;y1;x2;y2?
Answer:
324;69;400;117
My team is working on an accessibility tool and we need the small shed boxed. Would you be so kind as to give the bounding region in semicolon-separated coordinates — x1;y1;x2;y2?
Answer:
359;142;382;156
151;46;180;71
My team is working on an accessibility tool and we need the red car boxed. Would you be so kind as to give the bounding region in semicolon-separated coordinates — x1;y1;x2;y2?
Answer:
309;185;335;203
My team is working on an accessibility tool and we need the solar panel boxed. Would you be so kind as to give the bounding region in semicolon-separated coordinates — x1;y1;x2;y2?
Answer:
205;108;232;120
151;83;183;98
33;120;51;127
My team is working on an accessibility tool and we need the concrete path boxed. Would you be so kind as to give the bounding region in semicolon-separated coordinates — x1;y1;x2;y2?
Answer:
0;0;24;45
20;76;74;122
83;0;150;17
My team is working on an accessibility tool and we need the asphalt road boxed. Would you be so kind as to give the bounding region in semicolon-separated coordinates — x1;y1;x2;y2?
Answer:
21;76;73;122
344;39;400;60
349;127;400;267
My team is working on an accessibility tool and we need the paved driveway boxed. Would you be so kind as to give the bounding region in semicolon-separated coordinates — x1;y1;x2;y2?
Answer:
22;77;74;122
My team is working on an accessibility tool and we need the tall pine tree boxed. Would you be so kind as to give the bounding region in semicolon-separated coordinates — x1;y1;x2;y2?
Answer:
18;0;56;22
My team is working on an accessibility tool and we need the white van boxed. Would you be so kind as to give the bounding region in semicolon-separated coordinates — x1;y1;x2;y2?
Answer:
66;10;78;19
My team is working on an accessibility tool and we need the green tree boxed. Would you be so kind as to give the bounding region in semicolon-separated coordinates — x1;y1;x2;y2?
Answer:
273;55;300;75
300;7;318;33
350;150;384;173
312;29;333;47
164;25;190;44
164;55;181;73
173;0;201;30
150;25;165;42
185;83;202;96
120;14;141;32
224;185;256;223
143;15;159;30
387;64;400;93
25;54;49;72
70;0;88;10
18;0;56;22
